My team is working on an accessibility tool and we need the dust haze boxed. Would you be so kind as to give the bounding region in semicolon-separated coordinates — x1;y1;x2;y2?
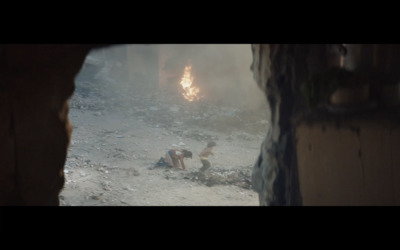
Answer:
77;44;267;112
61;44;269;206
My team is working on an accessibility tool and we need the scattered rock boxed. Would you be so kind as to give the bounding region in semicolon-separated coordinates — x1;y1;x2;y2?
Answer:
90;195;102;200
101;181;111;191
186;167;252;189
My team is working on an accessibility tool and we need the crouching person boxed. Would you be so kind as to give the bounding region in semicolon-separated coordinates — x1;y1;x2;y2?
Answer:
164;149;193;170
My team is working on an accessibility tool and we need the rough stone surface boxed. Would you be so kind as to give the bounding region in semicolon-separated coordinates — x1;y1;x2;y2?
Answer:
0;45;96;205
250;44;326;205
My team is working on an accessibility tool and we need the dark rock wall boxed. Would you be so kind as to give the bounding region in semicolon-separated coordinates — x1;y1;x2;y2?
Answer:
0;45;95;205
250;44;328;205
250;44;400;206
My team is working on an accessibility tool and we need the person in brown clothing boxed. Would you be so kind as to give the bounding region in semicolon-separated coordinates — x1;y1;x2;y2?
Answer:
199;141;216;172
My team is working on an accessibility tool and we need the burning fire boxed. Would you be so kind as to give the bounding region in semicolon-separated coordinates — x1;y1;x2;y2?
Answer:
180;65;200;102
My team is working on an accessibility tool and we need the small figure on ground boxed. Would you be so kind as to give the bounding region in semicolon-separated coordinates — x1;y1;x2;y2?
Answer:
199;141;216;172
162;149;192;170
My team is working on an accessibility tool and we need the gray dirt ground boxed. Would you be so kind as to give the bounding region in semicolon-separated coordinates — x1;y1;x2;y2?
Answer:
59;52;269;206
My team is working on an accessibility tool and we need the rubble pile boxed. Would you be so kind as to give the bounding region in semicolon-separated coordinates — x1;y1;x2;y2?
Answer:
185;166;253;189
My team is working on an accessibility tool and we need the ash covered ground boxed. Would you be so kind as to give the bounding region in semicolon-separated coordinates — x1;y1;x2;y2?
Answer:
60;45;269;206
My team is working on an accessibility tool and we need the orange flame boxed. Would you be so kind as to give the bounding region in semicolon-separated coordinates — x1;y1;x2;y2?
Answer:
180;65;200;102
